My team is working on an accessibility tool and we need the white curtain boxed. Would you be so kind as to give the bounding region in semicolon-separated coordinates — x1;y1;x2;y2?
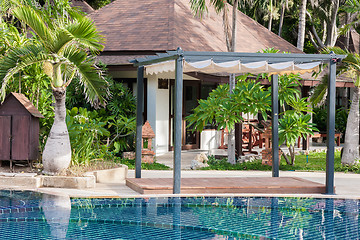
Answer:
145;59;321;76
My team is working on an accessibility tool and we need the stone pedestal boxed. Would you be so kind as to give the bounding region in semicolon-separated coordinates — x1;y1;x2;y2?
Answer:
261;149;281;166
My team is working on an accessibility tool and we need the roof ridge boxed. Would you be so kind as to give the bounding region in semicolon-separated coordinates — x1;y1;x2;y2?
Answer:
90;0;302;54
236;8;302;53
88;0;119;16
168;0;175;50
6;93;44;118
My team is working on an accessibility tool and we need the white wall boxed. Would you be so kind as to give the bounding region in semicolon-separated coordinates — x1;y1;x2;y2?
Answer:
147;75;158;153
155;85;169;155
146;75;169;156
109;69;202;156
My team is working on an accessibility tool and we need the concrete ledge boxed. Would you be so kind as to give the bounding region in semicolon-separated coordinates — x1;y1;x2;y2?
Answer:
0;176;42;188
0;166;127;190
42;176;96;189
91;166;128;183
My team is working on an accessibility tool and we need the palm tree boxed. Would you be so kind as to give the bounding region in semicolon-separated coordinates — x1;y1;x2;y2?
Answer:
278;0;292;37
311;47;360;165
0;5;107;174
190;0;239;164
297;0;307;50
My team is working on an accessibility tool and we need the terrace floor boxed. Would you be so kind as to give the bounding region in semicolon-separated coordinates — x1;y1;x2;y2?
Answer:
30;170;360;199
126;177;327;194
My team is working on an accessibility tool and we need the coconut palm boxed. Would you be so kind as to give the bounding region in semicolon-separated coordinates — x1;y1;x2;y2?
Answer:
0;4;107;174
311;47;359;165
297;0;307;50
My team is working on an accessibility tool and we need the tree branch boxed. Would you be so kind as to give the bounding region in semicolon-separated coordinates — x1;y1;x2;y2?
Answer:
306;11;326;49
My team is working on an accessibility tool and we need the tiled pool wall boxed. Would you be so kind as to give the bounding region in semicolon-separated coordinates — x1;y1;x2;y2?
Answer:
0;191;359;239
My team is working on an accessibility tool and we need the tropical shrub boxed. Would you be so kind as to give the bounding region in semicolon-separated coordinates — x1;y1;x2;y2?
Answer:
276;74;317;165
66;75;137;155
66;107;110;165
186;77;271;164
313;107;348;137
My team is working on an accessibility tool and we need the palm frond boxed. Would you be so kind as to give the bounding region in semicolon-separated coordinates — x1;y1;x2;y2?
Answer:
65;16;105;53
310;74;328;106
62;46;108;107
12;5;54;50
0;44;50;100
190;0;208;18
52;28;75;54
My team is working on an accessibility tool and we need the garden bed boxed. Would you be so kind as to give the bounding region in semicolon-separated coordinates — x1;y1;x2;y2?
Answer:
201;150;360;174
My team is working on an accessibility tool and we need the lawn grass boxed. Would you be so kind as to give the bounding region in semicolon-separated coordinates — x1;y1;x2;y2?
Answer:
116;158;170;170
62;157;170;176
202;151;360;174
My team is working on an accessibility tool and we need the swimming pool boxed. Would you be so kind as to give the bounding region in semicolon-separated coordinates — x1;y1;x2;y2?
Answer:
0;191;358;239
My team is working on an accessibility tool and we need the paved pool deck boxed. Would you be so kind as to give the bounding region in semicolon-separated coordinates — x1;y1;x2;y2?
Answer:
1;143;357;199
26;170;360;199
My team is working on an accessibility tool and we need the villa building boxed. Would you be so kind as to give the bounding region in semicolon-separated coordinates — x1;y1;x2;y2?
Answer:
89;0;353;155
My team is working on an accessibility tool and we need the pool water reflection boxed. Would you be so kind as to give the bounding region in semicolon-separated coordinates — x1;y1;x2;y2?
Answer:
0;191;359;239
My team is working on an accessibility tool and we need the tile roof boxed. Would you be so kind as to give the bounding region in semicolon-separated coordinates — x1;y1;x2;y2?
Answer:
8;93;44;118
90;0;302;55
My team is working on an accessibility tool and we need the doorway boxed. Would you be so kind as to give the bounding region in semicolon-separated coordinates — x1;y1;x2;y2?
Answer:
169;80;200;150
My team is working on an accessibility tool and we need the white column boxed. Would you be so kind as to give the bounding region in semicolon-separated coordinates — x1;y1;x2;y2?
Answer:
146;75;170;156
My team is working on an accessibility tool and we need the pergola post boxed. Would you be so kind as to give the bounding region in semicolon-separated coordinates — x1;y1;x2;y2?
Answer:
135;66;144;178
173;49;183;194
326;58;337;194
271;74;279;177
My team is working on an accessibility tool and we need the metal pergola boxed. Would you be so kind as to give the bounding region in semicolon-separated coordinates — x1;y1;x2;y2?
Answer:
131;47;346;195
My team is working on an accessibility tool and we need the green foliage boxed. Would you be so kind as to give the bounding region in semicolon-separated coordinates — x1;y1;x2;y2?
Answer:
278;74;301;109
188;70;316;166
313;107;348;136
117;158;170;170
279;113;317;148
312;107;327;132
204;151;360;174
186;78;271;132
66;107;110;165
0;3;108;105
204;156;272;170
67;75;137;155
107;115;136;153
335;108;348;135
66;69;136;118
85;0;112;10
0;22;30;55
106;79;136;118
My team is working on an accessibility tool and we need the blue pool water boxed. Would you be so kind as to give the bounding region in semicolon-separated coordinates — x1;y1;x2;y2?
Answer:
0;191;359;239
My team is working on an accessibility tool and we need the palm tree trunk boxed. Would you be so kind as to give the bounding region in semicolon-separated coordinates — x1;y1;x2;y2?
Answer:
268;0;273;31
226;0;239;164
297;0;307;51
325;0;339;46
42;87;71;175
228;128;236;164
268;14;273;31
278;4;285;36
341;87;360;165
231;0;239;52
